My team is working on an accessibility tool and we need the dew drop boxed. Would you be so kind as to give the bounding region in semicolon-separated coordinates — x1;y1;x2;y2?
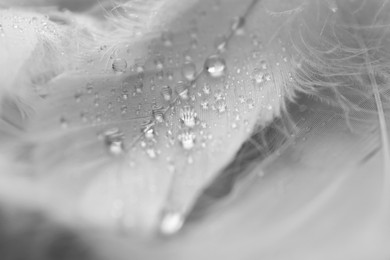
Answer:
161;86;173;102
146;148;158;159
247;98;255;110
182;61;197;81
160;211;184;235
252;68;265;84
202;84;211;95
112;58;128;73
60;116;68;129
214;35;227;53
178;131;196;150
161;32;173;47
200;100;209;110
215;100;227;114
135;82;144;94
180;106;197;128
104;128;125;156
175;81;190;101
204;55;226;78
141;121;155;139
231;16;245;35
152;106;166;123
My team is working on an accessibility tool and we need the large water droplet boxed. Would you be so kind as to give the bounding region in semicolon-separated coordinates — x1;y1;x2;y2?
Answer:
180;106;197;128
112;58;128;73
204;55;226;78
104;128;125;156
182;61;197;81
178;131;196;150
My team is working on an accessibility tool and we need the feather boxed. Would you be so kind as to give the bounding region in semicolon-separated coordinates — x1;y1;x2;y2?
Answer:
0;0;390;260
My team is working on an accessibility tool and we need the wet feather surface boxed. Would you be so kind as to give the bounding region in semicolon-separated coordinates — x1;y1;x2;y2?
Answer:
0;0;390;259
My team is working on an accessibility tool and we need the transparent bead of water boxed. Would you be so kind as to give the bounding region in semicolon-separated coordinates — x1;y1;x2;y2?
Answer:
175;81;190;100
152;106;166;123
161;86;173;102
231;16;245;35
161;31;173;47
204;55;226;78
182;61;197;81
214;35;227;53
112;58;128;73
180;106;197;128
104;128;125;156
178;131;196;150
247;98;255;110
200;100;209;110
215;100;227;114
252;68;265;84
141;121;155;139
160;211;184;235
202;84;211;95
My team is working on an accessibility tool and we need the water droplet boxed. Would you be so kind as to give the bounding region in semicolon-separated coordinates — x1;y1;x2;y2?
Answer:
247;98;255;110
146;148;158;159
104;128;125;156
200;100;209;110
180;106;197;128
154;55;165;70
60;116;68;129
215;100;227;114
260;60;268;70
182;61;197;81
252;68;265;84
74;91;82;103
161;86;173;102
135;82;143;94
141;121;155;139
204;55;226;78
328;0;338;13
214;35;227;53
231;16;245;35
160;211;184;235
152;106;166;123
175;81;190;101
264;72;272;82
161;32;173;47
112;58;128;73
122;93;129;100
178;131;196;150
214;90;224;101
202;84;211;95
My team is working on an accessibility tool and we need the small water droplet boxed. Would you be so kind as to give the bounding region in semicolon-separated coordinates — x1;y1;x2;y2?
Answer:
141;121;155;139
135;82;143;94
231;16;245;35
160;211;184;235
74;91;82;103
182;61;197;81
204;55;226;78
247;98;255;110
152;106;166;123
104;128;125;156
215;100;227;114
202;84;211;95
214;90;224;101
175;81;190;101
178;131;196;150
214;35;227;53
252;68;265;84
161;32;173;47
112;58;128;73
180;106;197;128
200;100;209;110
146;148;158;159
60;116;68;129
260;60;268;70
161;86;173;102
